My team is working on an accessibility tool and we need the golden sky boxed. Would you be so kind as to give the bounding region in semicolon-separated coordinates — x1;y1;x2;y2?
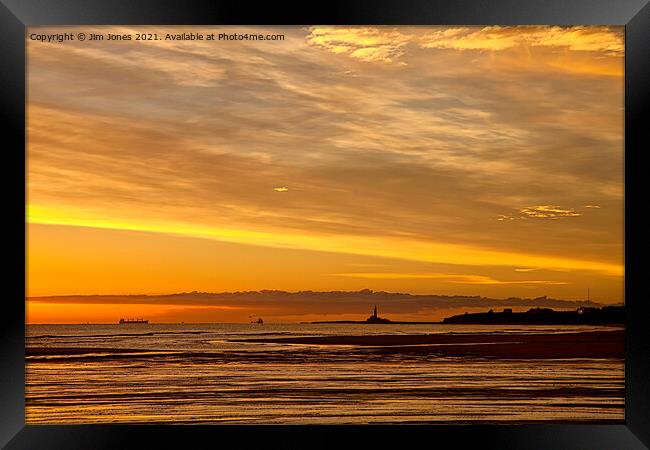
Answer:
26;26;624;323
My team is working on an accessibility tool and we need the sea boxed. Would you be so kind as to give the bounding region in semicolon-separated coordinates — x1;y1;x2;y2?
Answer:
26;323;624;424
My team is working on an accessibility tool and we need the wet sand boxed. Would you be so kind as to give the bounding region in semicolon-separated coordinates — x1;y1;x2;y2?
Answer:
26;330;624;360
230;330;624;359
26;324;625;423
26;347;143;357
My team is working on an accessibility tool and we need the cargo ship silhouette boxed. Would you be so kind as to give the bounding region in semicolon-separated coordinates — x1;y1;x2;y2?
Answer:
119;318;149;324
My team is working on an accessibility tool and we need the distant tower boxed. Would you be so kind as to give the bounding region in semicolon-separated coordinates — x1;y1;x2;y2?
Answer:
588;288;590;304
373;305;377;318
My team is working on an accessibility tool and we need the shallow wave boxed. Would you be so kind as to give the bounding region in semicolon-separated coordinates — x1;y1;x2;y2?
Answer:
27;330;213;339
25;325;625;424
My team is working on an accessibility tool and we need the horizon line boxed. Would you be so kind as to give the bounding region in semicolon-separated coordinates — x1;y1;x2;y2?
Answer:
26;288;622;304
26;288;585;299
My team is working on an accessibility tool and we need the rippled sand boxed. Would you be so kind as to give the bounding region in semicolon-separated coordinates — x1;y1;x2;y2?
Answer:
26;323;624;424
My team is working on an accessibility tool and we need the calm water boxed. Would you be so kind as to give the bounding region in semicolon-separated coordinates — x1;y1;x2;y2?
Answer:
26;323;624;424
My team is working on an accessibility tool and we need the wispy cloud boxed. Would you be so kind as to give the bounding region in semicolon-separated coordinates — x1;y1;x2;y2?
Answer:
307;26;623;67
332;272;568;285
307;26;411;63
26;25;624;300
499;205;583;221
419;26;623;55
519;205;581;219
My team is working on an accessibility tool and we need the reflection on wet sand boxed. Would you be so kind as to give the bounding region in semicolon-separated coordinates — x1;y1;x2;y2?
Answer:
26;323;624;424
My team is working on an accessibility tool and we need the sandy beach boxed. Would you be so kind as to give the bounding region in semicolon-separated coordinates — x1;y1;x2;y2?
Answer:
230;330;624;359
26;324;625;424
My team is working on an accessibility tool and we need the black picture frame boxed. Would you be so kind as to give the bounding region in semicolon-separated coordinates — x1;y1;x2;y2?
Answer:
2;1;648;448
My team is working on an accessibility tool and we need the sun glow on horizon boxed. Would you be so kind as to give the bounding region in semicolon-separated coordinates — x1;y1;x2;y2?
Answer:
26;26;624;322
28;204;623;278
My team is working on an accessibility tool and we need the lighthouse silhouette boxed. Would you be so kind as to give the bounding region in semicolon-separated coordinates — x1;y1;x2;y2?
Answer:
366;305;390;323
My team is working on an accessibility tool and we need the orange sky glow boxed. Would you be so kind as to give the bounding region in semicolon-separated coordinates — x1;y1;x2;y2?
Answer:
27;26;624;323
